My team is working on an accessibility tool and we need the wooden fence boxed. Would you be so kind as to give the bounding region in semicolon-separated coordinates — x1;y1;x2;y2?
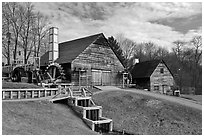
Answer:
2;88;59;100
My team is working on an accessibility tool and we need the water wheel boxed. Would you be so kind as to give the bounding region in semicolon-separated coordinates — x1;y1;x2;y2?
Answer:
45;63;65;83
11;66;26;82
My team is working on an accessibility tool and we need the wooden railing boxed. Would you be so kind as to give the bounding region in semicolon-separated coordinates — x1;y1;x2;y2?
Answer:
2;87;93;101
2;88;59;100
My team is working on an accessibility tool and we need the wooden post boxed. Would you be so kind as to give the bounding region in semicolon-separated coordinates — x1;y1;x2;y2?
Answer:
110;121;113;132
25;90;28;99
31;90;34;98
18;91;21;99
58;85;61;94
99;108;102;117
122;73;124;88
2;91;5;100
83;109;86;118
10;91;13;99
75;98;78;106
38;90;40;98
91;123;95;131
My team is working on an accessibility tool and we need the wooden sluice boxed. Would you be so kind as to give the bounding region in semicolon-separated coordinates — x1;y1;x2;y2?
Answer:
66;95;113;133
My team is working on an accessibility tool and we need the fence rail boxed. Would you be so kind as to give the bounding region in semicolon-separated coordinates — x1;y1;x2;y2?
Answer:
2;88;59;100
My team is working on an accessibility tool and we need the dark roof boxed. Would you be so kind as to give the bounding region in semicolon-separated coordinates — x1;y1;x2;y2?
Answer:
40;51;49;66
40;33;106;66
131;60;162;78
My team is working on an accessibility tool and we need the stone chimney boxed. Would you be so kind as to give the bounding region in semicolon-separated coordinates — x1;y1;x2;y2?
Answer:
49;27;59;63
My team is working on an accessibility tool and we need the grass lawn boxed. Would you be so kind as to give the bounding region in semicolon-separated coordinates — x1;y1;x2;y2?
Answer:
2;101;97;135
93;90;202;135
2;81;41;89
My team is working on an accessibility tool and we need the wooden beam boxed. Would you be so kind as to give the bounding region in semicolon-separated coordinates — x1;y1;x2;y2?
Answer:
18;91;20;99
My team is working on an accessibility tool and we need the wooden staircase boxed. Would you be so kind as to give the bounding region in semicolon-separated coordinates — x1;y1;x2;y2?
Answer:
50;87;113;133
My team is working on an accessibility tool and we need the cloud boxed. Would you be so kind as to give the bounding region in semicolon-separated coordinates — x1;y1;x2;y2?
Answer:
33;2;202;50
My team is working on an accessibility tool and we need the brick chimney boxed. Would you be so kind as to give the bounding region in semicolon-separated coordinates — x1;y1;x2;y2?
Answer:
48;27;59;63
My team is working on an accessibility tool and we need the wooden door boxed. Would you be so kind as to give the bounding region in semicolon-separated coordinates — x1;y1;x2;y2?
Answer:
102;71;111;85
92;69;102;85
162;85;167;94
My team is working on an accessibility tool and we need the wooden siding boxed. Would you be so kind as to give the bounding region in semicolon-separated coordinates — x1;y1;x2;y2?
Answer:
71;43;124;86
150;62;174;94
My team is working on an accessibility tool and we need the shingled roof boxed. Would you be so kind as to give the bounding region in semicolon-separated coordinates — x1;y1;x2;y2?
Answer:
40;33;106;66
131;60;162;78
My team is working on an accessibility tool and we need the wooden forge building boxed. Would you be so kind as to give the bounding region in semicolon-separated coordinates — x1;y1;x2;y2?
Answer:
130;60;175;94
40;28;124;87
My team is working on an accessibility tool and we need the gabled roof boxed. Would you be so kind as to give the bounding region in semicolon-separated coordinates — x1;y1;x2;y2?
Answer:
40;33;106;66
131;60;163;78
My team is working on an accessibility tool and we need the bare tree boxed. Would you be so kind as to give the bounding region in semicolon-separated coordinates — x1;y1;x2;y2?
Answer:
33;12;50;57
3;2;25;62
19;3;35;64
116;34;138;69
190;36;202;65
155;46;169;60
190;36;202;93
172;40;186;62
2;2;50;65
117;34;137;60
144;42;158;60
2;3;12;65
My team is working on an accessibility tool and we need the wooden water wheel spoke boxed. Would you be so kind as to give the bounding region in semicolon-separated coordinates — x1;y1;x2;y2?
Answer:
45;63;64;83
53;67;56;79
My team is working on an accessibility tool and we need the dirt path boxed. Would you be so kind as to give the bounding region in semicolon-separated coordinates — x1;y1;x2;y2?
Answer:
95;88;202;111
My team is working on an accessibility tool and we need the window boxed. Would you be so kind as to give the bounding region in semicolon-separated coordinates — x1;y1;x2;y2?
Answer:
19;51;21;56
160;68;164;73
154;85;159;91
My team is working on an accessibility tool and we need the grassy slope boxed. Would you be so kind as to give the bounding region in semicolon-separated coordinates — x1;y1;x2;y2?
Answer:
2;81;41;89
93;91;202;135
2;101;97;135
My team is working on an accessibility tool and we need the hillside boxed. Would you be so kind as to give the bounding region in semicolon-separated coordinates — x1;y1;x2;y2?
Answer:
2;101;97;135
2;81;41;89
92;90;202;135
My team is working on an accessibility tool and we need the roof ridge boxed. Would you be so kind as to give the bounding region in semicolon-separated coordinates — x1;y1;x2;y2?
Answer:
59;33;103;44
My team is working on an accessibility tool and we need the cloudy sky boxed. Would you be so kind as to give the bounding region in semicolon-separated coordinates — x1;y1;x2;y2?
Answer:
33;2;202;50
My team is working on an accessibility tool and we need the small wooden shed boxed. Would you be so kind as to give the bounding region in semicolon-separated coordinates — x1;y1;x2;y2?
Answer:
130;60;175;94
40;33;124;87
